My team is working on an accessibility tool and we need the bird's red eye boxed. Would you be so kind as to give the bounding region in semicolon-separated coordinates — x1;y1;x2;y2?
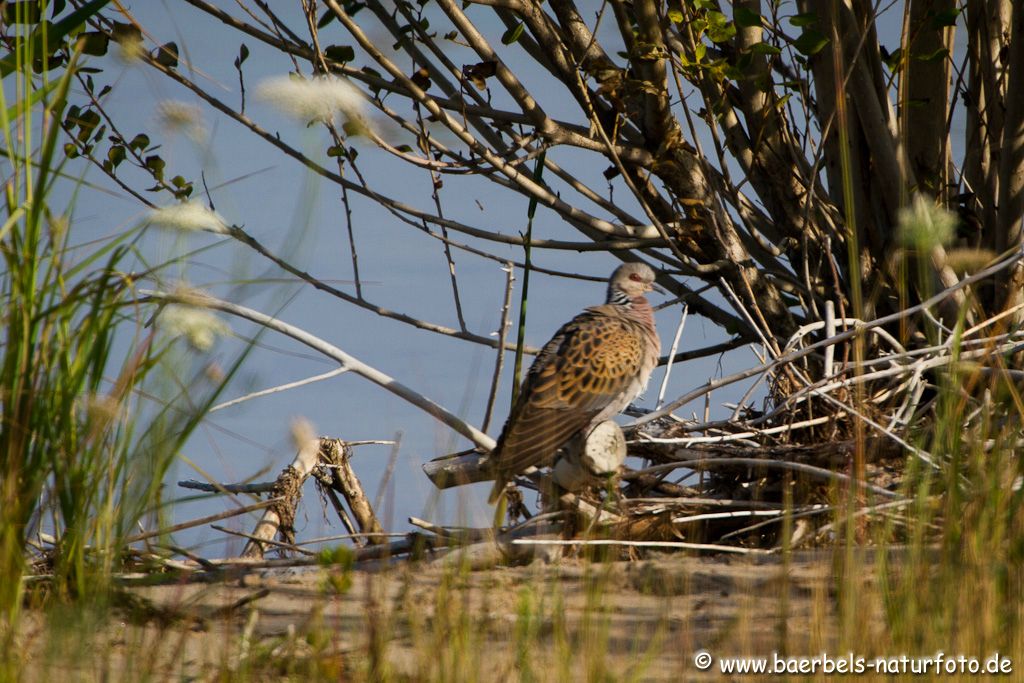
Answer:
629;273;642;281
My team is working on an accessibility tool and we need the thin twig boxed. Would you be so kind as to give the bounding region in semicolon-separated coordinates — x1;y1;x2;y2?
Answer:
482;262;514;433
124;498;283;544
511;152;544;405
210;367;349;412
672;509;793;524
655;304;688;410
292;531;407;546
373;432;402;514
211;524;317;556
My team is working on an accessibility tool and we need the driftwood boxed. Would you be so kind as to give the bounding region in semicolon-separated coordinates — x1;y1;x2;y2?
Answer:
173;436;387;559
242;436;320;558
315;438;385;545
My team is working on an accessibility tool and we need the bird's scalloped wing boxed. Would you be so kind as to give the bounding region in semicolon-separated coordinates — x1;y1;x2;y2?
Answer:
491;308;644;479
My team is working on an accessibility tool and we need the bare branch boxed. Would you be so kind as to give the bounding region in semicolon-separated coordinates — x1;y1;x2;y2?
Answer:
140;289;496;450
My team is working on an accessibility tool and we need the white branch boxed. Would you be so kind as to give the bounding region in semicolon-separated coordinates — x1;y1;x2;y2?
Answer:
211;367;349;412
141;289;496;450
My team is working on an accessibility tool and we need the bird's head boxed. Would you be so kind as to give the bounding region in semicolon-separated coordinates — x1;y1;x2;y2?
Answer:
608;262;663;301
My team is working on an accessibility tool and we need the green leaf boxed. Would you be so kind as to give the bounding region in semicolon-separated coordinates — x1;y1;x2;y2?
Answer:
705;11;736;44
317;10;336;28
324;44;355;62
2;2;43;24
792;29;828;56
32;52;67;74
73;109;100;142
361;65;382;93
107;145;125;168
152;42;178;68
914;47;949;63
170;175;188;188
734;7;762;28
144;155;165;181
733;51;753;73
341;120;364;137
129;133;149;151
233;43;249;69
78;31;109;57
633;41;667;61
668;9;684;24
788;12;817;28
880;45;903;71
931;8;961;29
463;60;497;90
750;42;781;56
110;21;141;45
501;22;525;45
0;0;111;78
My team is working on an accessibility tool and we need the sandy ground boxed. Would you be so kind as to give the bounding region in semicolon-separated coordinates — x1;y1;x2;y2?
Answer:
21;549;874;681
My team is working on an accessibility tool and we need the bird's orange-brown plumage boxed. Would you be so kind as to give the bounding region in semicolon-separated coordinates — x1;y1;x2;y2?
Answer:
488;263;661;503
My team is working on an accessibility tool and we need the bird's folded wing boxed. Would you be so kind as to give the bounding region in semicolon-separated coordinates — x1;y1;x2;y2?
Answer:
492;311;644;478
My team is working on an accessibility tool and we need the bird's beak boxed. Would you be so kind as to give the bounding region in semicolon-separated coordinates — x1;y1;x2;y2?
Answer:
649;282;666;295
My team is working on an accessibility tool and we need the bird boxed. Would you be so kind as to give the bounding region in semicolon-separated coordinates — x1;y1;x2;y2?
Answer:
487;262;662;504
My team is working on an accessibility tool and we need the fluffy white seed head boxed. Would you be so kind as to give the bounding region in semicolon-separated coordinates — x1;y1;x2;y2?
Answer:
156;100;206;141
159;304;230;352
256;75;367;124
898;194;957;249
148;201;229;235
